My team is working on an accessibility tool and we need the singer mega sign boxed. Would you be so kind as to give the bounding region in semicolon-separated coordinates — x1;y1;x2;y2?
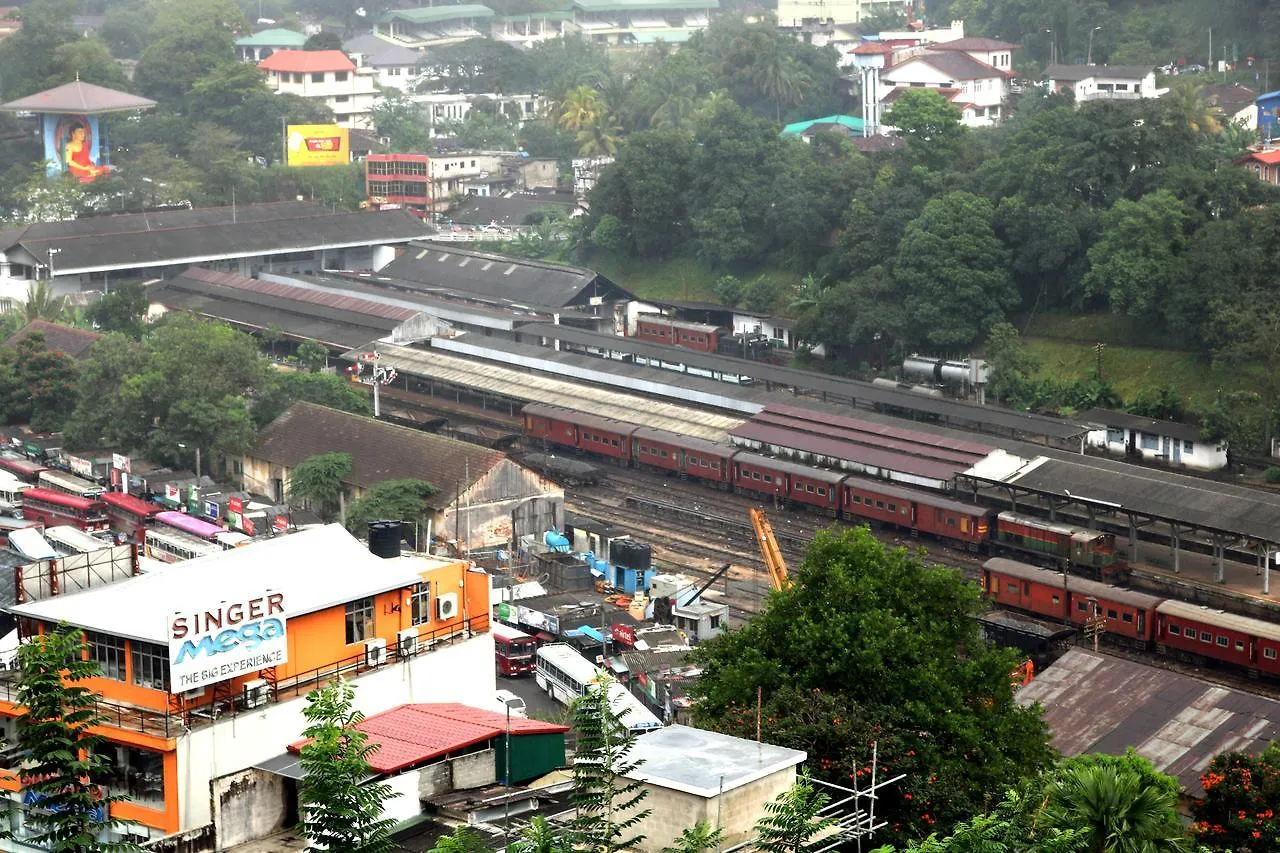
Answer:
168;592;287;691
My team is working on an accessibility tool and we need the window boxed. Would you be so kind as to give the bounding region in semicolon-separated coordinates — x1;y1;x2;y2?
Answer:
1140;433;1158;450
1006;583;1018;594
816;487;825;497
292;73;303;83
1183;440;1194;453
887;503;896;513
1216;636;1229;647
1235;640;1245;651
410;582;430;626
312;72;325;83
471;159;477;167
875;501;885;509
763;474;772;484
1122;612;1133;623
1106;608;1118;619
1106;428;1124;445
346;597;374;644
102;745;165;808
334;95;349;103
1051;595;1061;605
1168;624;1180;636
1266;648;1277;660
709;615;721;630
1077;601;1089;612
334;71;348;81
88;632;125;681
131;642;169;691
1200;630;1212;643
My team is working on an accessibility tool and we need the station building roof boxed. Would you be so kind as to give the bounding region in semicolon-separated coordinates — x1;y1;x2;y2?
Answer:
731;420;965;483
9;525;427;644
1018;648;1280;796
1076;408;1204;444
0;203;431;277
377;243;632;311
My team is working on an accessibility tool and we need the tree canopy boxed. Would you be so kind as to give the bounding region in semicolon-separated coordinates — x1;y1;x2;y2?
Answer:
690;527;1053;843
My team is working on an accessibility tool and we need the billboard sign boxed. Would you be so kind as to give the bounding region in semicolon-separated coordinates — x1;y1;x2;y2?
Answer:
168;592;287;691
112;453;131;473
286;124;350;167
67;456;93;479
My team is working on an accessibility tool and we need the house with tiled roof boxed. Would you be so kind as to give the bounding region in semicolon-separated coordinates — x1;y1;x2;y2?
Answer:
242;402;563;552
3;320;102;360
1045;63;1158;102
1235;148;1280;186
234;27;307;62
258;49;380;128
1200;82;1258;129
879;36;1019;127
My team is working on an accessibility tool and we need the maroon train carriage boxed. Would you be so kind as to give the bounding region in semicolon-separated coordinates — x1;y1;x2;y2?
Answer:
839;477;993;548
731;451;791;499
982;557;1161;644
1156;599;1280;676
634;316;725;354
522;403;637;461
631;427;734;486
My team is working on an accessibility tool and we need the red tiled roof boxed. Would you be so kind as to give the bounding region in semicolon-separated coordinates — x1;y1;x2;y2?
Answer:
258;49;356;73
851;42;893;55
893;50;1015;80
1241;149;1280;165
288;703;569;776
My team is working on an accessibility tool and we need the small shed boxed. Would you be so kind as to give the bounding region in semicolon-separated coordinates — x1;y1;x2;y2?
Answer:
616;725;807;852
1078;408;1225;471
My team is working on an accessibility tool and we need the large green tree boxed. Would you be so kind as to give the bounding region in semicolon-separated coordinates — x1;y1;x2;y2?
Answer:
1193;743;1280;852
1082;190;1191;317
344;479;438;545
288;452;352;523
134;0;246;107
895;191;1016;349
14;625;142;853
298;679;398;853
690;527;1053;844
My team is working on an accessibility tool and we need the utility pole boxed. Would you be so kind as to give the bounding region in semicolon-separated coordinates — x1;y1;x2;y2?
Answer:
1094;342;1105;381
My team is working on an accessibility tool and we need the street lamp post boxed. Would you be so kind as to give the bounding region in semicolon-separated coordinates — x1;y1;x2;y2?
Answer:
177;443;201;478
1087;26;1102;66
46;247;61;283
1045;29;1055;66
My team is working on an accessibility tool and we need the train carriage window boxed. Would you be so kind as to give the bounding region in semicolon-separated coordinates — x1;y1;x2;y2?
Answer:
875;501;885;509
611;438;619;447
1265;648;1277;660
1235;640;1245;651
1122;613;1133;623
1051;595;1061;605
763;475;772;484
947;518;956;527
887;503;896;512
1216;636;1229;647
1106;609;1118;619
660;450;668;458
711;462;719;470
806;484;814;493
816;487;825;497
1200;631;1212;643
1023;582;1030;595
935;509;944;522
752;471;761;480
1077;601;1089;612
1006;583;1017;593
1167;624;1180;635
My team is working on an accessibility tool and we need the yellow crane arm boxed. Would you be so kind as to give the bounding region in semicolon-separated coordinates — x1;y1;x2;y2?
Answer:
749;507;791;591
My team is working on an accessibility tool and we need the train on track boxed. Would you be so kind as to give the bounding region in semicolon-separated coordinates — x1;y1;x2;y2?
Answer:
983;557;1280;679
522;403;1125;582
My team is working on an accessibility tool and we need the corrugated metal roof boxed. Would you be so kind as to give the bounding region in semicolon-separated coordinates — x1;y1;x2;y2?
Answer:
730;420;963;483
749;406;991;466
1018;648;1280;795
733;451;844;483
175;268;418;323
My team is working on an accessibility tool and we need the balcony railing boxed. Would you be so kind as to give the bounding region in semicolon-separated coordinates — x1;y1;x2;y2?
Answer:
0;614;491;739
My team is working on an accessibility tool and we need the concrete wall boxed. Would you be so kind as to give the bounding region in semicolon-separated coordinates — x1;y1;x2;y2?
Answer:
415;749;498;798
1085;428;1227;472
382;772;422;824
620;766;799;853
178;632;495;831
212;768;289;848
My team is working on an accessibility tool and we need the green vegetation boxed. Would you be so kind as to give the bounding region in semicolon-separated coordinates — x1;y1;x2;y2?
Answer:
1193;742;1280;852
343;479;439;544
287;451;352;523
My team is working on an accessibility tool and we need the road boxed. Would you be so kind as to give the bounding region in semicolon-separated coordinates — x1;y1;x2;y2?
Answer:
498;673;567;723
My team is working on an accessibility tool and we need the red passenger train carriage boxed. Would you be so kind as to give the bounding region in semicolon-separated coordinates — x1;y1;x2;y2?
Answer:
633;316;726;354
1156;599;1280;676
523;403;636;461
631;428;734;486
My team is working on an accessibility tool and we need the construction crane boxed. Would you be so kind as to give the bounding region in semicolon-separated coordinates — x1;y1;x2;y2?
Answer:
749;507;790;591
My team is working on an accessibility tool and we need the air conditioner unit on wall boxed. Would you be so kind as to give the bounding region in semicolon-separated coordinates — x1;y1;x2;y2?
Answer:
242;679;268;709
436;592;458;620
365;637;388;666
397;627;420;657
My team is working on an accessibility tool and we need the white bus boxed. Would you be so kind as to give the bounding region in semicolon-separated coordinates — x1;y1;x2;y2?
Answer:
38;470;104;499
44;525;111;555
0;480;29;516
143;528;221;563
534;643;663;732
214;530;252;550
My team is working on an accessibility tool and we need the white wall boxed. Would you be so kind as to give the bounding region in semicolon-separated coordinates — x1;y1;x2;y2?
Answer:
1086;427;1227;471
178;632;495;831
381;771;424;824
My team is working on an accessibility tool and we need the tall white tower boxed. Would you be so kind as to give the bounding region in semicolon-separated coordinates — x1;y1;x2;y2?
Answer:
851;42;890;136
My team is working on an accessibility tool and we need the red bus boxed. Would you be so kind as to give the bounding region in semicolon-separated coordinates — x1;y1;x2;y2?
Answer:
18;488;108;533
101;492;161;541
0;455;48;484
493;623;537;676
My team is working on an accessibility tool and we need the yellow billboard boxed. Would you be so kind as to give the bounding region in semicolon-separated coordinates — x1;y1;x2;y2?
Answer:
286;124;349;167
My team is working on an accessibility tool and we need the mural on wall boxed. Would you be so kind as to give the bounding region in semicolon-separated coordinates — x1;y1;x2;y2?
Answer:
43;113;111;182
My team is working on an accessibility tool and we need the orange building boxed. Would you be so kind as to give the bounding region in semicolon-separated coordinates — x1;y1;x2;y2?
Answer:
0;524;493;847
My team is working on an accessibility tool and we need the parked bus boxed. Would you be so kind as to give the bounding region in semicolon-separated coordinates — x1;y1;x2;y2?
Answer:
44;525;111;555
0;479;30;517
214;530;252;550
155;510;223;542
0;455;47;484
534;643;662;732
0;517;42;547
37;470;104;499
494;623;537;676
101;492;161;540
18;488;108;532
143;528;221;563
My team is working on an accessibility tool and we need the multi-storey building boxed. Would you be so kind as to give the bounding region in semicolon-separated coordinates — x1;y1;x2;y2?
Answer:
878;36;1019;127
0;524;494;848
259;49;381;129
366;153;432;215
568;0;717;45
343;33;424;91
376;5;496;48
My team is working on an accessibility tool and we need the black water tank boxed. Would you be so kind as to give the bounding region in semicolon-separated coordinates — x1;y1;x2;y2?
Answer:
368;520;402;559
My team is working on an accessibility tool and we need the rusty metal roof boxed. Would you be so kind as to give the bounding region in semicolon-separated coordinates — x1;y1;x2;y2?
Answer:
1017;648;1280;796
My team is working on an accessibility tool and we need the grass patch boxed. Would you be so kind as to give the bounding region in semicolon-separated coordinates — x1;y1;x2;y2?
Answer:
1024;337;1260;410
1020;311;1187;349
586;253;802;312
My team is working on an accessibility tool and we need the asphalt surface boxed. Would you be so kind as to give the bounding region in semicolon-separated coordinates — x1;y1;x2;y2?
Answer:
498;673;568;723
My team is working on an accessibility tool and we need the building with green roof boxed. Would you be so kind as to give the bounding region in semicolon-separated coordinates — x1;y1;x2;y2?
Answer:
568;0;718;46
235;28;308;62
377;5;496;47
780;114;865;137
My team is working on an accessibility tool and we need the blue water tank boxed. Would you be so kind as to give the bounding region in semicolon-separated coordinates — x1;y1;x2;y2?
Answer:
544;531;571;552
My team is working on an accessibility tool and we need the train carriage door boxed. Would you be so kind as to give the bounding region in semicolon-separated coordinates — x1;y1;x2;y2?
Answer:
1136;610;1144;636
910;503;917;526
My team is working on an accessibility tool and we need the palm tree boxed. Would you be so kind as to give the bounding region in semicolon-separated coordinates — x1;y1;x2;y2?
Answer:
23;281;65;323
1041;764;1189;853
789;274;826;315
754;49;812;123
1165;80;1220;134
652;79;699;130
576;112;623;156
559;85;604;132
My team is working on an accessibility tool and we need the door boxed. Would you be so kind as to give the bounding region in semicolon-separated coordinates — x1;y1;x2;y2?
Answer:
1173;439;1182;465
1162;436;1172;460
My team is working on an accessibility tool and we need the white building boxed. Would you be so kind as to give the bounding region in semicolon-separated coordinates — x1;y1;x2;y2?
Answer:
343;33;424;91
1080;409;1226;471
879;36;1018;127
1045;64;1159;102
776;0;905;26
376;5;496;48
258;49;381;128
490;10;575;46
415;91;547;130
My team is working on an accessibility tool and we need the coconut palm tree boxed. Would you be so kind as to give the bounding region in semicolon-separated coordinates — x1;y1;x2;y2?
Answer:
1165;80;1220;134
651;79;699;130
23;281;65;323
575;112;623;157
1041;764;1189;853
754;49;812;123
558;85;604;132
